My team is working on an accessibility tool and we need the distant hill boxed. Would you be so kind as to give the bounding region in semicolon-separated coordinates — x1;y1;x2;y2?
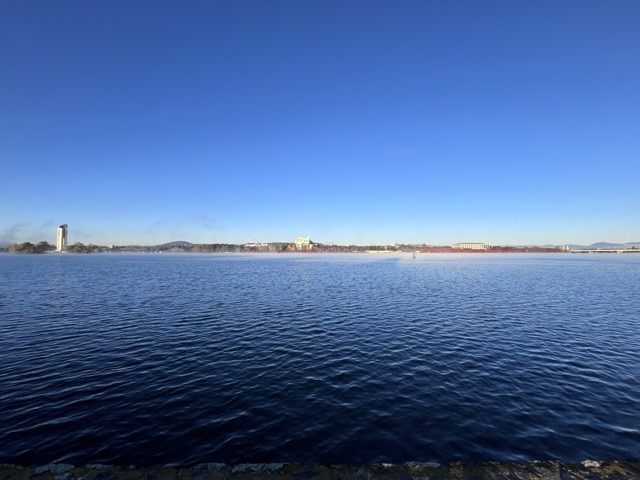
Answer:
590;242;622;249
569;242;640;250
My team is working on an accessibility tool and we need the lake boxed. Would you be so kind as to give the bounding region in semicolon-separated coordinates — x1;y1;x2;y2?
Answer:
1;252;639;466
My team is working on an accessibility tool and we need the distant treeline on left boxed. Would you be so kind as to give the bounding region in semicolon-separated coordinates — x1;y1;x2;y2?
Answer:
6;241;99;254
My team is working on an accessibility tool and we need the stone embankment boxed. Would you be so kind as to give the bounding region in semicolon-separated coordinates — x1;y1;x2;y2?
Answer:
2;461;639;480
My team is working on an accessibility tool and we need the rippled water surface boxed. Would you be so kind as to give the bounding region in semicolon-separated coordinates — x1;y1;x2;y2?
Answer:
1;253;639;466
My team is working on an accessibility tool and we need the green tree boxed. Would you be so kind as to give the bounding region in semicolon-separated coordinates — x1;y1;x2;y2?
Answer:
9;242;35;253
34;241;55;253
69;242;89;253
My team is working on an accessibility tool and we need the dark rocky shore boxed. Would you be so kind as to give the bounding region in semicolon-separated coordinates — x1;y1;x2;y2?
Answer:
2;461;640;480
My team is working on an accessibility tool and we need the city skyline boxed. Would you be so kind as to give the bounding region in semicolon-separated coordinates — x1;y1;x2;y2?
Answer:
1;1;639;246
2;222;638;250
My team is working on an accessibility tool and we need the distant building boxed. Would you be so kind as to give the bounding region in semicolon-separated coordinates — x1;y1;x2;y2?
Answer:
56;224;68;251
244;241;268;250
295;237;315;251
451;242;491;250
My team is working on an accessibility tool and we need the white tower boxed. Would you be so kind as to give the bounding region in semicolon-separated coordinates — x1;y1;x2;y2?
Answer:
56;224;68;251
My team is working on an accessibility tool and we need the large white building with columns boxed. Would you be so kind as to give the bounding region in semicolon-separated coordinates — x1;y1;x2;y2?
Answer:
295;237;315;250
451;242;491;250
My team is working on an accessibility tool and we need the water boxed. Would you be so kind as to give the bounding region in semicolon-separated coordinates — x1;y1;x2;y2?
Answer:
1;253;639;466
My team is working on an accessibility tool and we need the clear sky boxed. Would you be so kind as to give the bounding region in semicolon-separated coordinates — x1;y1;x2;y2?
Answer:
1;1;639;247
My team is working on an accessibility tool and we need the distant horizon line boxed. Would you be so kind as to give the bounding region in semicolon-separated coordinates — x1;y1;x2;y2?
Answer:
3;238;640;249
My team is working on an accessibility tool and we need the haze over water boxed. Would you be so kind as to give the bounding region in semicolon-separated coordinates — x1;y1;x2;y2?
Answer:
1;253;639;466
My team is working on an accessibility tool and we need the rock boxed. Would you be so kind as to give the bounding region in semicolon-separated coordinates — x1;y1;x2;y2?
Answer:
231;463;285;474
2;460;640;480
404;461;441;468
34;464;74;475
292;471;318;480
191;463;226;477
92;470;119;480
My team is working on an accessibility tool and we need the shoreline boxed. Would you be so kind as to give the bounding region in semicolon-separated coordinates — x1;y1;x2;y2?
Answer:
3;461;640;480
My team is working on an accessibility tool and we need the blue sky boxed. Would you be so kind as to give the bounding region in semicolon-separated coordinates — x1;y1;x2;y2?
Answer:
1;1;639;246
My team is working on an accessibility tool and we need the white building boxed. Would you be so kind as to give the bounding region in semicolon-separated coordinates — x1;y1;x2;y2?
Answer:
56;224;68;251
295;237;315;251
451;242;491;250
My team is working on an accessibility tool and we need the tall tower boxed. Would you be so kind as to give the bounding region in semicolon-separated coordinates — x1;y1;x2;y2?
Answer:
56;224;68;251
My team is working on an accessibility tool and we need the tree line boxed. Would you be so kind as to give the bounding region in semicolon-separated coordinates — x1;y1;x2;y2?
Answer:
8;241;99;253
8;241;55;253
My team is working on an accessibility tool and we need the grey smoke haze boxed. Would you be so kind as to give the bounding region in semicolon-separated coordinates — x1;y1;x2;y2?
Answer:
0;223;27;244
